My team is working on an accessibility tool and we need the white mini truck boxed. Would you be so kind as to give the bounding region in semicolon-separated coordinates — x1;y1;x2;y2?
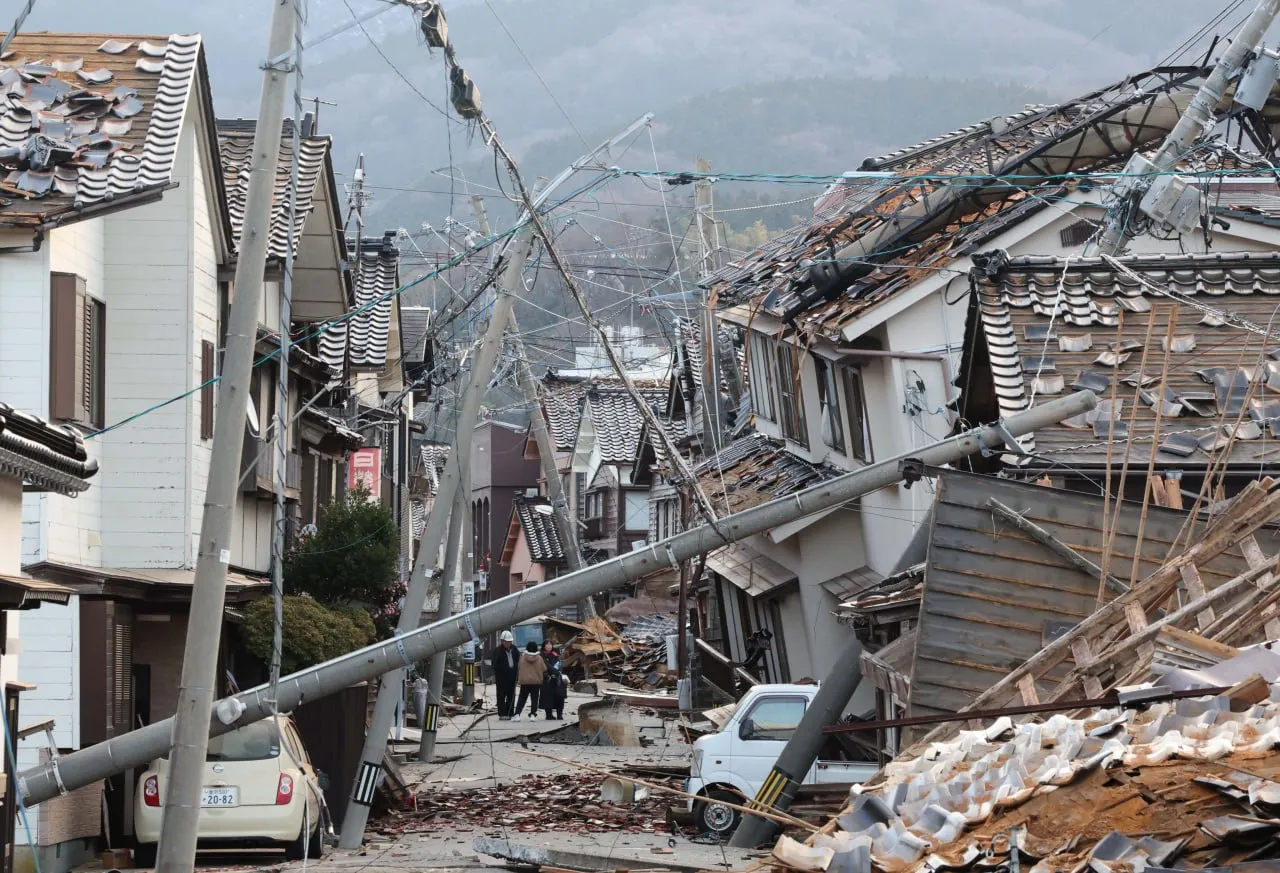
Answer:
686;683;878;835
134;717;326;865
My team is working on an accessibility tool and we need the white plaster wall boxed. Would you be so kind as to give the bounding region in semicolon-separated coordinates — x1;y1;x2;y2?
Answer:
231;494;272;573
0;476;21;715
0;237;52;564
43;219;107;568
98;120;198;569
189;118;222;566
16;599;79;772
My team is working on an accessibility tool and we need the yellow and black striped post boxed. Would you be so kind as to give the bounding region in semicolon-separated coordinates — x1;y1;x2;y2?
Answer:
421;702;440;734
462;661;477;705
746;765;798;819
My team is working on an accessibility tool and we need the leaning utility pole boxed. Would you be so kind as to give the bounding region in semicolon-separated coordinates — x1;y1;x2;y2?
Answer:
693;157;725;455
418;476;468;762
510;311;597;619
338;216;538;848
155;2;297;872
1099;0;1280;253
18;393;1097;808
467;194;597;620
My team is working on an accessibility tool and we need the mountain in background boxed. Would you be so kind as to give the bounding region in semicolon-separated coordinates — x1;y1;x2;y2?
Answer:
18;0;1258;234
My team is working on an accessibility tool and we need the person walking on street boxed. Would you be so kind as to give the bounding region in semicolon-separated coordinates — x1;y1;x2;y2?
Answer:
490;631;519;720
540;640;566;721
513;641;546;722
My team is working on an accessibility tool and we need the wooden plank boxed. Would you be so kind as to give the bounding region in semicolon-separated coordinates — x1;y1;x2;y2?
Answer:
1017;674;1040;705
1070;638;1105;698
1151;475;1168;507
1156;625;1240;663
987;498;1128;594
1241;535;1269;570
1178;564;1216;630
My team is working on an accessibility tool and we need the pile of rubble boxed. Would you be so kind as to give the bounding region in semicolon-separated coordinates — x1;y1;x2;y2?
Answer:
383;773;678;836
776;690;1280;872
762;479;1280;872
562;614;681;690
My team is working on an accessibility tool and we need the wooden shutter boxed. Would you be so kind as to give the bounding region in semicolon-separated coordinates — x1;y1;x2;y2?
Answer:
201;340;215;439
49;273;83;421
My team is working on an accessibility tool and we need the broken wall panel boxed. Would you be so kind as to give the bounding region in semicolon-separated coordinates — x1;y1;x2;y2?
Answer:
907;471;1255;718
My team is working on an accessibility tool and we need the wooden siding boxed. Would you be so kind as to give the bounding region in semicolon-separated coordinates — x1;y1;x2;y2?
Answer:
908;471;1257;718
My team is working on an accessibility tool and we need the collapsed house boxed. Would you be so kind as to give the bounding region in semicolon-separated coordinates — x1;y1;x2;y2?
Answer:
754;476;1280;872
685;60;1280;709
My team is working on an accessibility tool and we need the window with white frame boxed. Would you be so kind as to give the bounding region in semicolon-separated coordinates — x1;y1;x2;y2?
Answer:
775;342;808;446
624;491;648;532
842;366;871;462
748;333;777;422
814;357;845;454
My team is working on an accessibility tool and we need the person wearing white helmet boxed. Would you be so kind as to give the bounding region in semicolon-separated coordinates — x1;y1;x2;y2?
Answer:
490;630;519;719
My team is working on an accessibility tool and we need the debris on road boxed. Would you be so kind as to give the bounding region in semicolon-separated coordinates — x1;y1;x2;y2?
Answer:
379;773;679;835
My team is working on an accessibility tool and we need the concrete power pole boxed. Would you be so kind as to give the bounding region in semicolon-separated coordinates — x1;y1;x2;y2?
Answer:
338;218;538;848
466;194;598;620
693;157;725;455
155;2;298;872
418;475;468;762
510;312;597;619
16;392;1098;809
1099;0;1280;253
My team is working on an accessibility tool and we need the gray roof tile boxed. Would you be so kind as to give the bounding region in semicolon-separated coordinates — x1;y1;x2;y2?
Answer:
962;250;1280;470
513;495;565;564
584;385;668;464
0;401;97;493
318;234;399;372
0;33;204;228
694;432;838;516
216;119;330;258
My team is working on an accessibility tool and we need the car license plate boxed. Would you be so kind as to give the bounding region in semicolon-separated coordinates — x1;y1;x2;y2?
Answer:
200;787;238;808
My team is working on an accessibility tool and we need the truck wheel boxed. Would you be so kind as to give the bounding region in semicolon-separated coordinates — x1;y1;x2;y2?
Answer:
696;789;742;836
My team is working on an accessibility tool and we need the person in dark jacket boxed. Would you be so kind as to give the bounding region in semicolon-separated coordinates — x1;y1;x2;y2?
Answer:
490;630;519;720
513;641;547;721
540;640;566;721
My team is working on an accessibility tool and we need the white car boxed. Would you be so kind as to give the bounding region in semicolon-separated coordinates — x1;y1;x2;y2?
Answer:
134;717;326;865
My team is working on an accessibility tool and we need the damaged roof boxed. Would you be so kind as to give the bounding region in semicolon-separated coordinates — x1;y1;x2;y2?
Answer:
216;118;331;258
511;494;565;565
418;442;449;497
581;384;669;465
694;432;839;516
817;689;1280;873
705;64;1280;344
0;33;208;228
318;233;399;373
0;401;97;495
541;372;593;452
960;251;1280;470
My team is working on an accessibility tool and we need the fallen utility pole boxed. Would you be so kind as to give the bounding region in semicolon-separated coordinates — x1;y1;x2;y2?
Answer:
1099;0;1280;253
337;219;537;847
155;3;297;872
418;476;468;763
16;392;1096;807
